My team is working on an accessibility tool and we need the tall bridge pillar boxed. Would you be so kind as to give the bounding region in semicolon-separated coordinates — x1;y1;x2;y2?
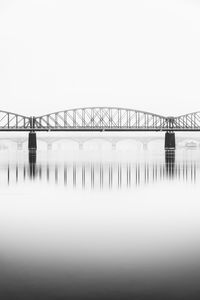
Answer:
165;132;176;150
28;132;37;150
28;116;37;151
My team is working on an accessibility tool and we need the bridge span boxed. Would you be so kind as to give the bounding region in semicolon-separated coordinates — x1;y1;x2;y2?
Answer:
0;107;200;150
0;136;198;151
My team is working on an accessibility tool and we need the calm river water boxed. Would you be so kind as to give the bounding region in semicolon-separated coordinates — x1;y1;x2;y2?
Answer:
0;136;200;299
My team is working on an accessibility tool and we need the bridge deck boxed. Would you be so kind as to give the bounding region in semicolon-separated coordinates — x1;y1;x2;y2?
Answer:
0;128;200;132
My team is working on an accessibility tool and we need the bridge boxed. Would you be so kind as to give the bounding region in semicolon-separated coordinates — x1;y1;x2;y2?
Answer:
0;107;200;150
0;136;199;151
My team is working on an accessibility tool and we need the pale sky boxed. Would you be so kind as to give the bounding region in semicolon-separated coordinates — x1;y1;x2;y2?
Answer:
0;0;200;117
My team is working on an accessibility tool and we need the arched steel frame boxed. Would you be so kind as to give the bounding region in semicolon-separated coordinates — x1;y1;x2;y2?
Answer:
173;111;200;129
1;108;200;131
0;110;30;130
34;107;169;131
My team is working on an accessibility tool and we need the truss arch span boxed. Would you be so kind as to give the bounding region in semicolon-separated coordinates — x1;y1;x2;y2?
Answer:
0;110;30;129
34;107;167;130
173;111;200;129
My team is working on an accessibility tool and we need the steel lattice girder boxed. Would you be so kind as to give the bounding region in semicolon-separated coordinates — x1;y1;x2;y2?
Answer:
35;107;168;130
0;111;30;129
1;108;200;131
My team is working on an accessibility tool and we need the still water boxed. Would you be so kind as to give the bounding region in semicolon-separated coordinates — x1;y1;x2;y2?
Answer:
0;136;200;299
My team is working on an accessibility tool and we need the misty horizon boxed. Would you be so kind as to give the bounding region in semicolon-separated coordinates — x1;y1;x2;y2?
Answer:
0;1;200;116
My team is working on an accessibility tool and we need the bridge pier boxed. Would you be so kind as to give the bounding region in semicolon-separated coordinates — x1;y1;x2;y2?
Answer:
29;150;37;179
165;132;175;150
28;132;37;151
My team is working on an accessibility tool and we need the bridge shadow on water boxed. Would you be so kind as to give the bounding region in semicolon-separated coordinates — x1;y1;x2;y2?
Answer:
4;150;197;188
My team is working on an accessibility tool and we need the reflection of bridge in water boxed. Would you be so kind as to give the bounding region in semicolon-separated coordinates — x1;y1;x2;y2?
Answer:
3;151;196;189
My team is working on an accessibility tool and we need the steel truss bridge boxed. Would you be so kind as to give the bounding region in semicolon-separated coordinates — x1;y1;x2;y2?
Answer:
0;107;200;150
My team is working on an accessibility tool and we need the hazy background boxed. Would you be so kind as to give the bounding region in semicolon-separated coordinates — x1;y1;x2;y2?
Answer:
0;0;199;117
1;3;200;299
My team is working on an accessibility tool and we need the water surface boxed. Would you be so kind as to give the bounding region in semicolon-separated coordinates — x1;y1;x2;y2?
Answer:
0;137;200;299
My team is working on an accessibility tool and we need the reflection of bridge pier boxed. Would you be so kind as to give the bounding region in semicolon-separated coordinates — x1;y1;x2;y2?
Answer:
3;153;198;187
29;150;37;178
165;150;175;177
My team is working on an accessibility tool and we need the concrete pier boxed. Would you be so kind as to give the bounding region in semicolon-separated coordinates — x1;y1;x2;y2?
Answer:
28;132;37;150
165;132;175;150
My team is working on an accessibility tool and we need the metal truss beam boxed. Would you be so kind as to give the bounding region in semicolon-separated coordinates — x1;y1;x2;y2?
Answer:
0;108;200;131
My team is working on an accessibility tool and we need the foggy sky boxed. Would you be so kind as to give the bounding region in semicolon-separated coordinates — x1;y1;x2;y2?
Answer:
0;0;200;117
